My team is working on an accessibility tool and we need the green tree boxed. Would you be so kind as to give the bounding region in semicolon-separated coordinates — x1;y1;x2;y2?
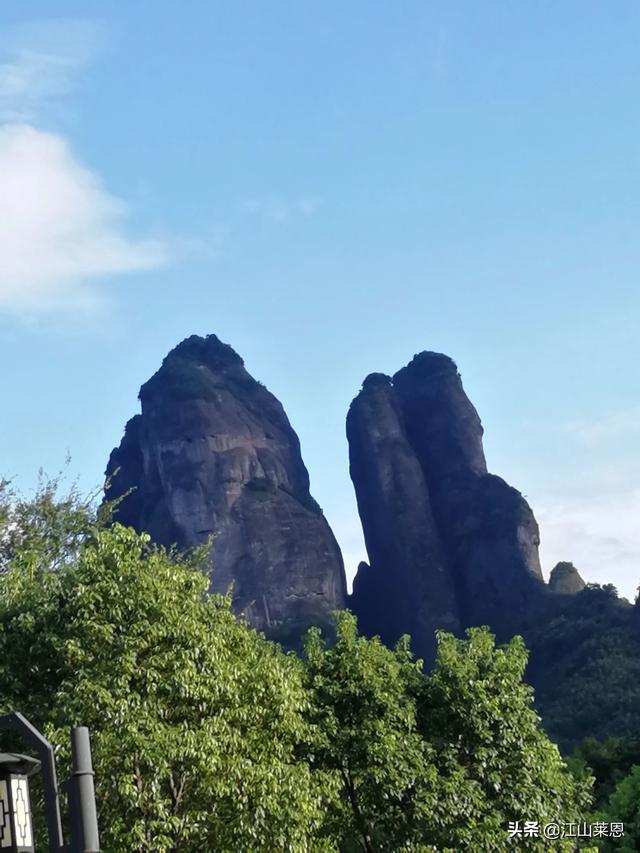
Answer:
0;498;333;850
570;736;640;811
525;584;640;751
303;616;593;852
418;628;594;850
599;764;640;851
0;478;596;852
303;611;466;852
0;470;99;575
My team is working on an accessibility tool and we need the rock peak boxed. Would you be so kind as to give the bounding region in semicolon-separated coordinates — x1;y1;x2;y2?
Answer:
139;334;247;405
107;333;347;646
548;561;586;594
394;350;458;381
360;372;392;391
168;334;244;370
348;349;543;661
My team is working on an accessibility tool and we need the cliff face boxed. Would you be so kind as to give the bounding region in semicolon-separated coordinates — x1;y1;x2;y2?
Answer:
348;352;544;660
106;334;347;644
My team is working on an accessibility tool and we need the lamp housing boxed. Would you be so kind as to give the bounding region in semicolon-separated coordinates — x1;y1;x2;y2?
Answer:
0;753;40;853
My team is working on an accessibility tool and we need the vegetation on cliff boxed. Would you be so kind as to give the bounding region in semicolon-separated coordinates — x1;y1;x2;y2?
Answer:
525;585;640;750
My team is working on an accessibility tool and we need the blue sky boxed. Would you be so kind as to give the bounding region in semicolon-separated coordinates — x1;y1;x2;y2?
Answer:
1;2;639;597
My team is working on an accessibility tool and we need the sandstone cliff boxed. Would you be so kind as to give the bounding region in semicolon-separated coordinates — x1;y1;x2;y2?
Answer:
348;352;545;660
106;334;347;644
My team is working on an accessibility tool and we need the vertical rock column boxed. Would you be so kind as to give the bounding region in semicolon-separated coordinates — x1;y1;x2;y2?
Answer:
393;353;543;635
347;373;461;662
348;351;545;660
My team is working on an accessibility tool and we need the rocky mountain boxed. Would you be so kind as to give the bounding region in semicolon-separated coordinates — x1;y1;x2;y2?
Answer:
347;352;547;662
548;561;586;594
103;335;640;749
345;352;640;751
105;334;347;645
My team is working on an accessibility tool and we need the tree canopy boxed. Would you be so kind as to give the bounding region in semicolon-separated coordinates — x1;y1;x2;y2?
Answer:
0;478;594;851
526;584;640;751
598;764;640;852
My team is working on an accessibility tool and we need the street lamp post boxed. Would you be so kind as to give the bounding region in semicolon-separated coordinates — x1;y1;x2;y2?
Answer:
0;714;63;852
64;729;99;853
0;713;100;852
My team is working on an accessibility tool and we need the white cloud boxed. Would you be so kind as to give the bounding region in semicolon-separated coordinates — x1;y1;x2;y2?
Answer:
563;407;640;446
0;20;170;317
0;124;167;316
537;489;640;601
0;19;103;122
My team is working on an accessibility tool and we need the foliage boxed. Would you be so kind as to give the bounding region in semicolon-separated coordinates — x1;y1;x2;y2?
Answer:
599;765;640;851
526;584;640;751
0;481;332;851
303;615;592;852
419;629;593;851
570;736;640;812
0;469;100;575
303;612;451;852
0;478;595;852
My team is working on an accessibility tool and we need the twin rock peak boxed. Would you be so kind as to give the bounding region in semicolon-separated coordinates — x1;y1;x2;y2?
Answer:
106;333;581;659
